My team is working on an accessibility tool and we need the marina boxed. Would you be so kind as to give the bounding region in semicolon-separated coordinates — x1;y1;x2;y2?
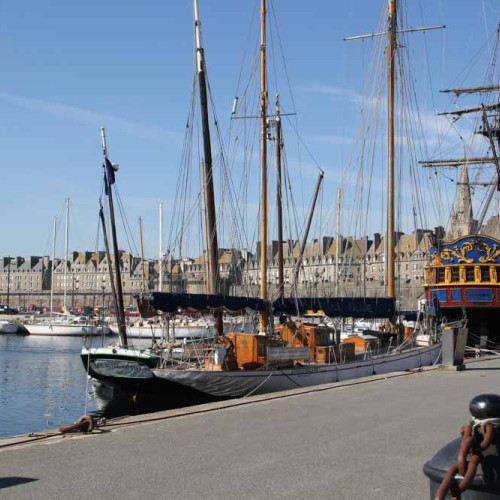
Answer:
1;0;500;498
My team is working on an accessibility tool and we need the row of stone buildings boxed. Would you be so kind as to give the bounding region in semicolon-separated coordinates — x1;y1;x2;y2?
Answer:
0;227;443;310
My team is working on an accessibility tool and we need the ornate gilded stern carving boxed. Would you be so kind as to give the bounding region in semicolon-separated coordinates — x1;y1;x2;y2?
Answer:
441;242;474;264
428;235;500;267
477;242;500;263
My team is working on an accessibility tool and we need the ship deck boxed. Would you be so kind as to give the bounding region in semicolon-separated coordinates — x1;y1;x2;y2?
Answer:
1;356;500;499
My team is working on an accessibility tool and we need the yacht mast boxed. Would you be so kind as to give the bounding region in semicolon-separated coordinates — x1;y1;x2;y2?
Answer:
139;216;146;291
194;0;222;334
101;127;127;347
6;256;10;310
259;0;268;331
275;95;284;300
335;188;341;296
158;202;163;292
50;216;56;314
63;198;69;312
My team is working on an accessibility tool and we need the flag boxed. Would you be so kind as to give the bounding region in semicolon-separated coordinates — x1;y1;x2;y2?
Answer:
104;158;119;195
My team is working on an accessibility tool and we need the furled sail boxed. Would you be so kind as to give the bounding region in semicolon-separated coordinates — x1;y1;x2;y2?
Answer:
273;296;395;319
137;292;267;317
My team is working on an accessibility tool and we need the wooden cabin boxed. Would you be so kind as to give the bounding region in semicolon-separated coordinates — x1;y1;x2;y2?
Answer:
342;335;379;354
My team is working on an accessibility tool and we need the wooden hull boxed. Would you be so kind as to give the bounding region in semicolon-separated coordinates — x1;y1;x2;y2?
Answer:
152;344;442;398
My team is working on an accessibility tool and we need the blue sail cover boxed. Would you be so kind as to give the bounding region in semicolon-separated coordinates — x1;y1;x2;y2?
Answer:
138;293;395;319
273;297;395;319
141;292;267;314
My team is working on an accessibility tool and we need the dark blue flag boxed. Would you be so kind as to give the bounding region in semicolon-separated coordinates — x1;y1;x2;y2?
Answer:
104;158;116;195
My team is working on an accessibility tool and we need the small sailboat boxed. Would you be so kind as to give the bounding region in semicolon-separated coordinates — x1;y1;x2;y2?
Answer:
23;202;110;337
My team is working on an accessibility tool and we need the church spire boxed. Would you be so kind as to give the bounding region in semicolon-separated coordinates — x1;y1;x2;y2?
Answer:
449;162;476;239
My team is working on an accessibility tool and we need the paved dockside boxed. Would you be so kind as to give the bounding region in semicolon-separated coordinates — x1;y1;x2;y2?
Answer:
1;358;500;499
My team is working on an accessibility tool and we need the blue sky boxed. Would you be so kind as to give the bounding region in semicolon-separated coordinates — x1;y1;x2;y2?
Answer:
0;0;498;259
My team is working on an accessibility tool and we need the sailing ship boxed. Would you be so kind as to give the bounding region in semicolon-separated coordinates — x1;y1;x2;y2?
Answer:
140;0;442;398
422;19;500;346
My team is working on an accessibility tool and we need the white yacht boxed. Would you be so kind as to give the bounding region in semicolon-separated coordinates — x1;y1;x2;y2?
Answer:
24;315;110;336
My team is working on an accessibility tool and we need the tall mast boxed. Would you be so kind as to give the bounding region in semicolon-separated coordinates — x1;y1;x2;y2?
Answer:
386;0;396;298
275;95;284;300
194;0;222;334
99;199;121;339
344;1;443;301
50;216;56;313
259;0;268;331
101;127;127;347
335;188;341;296
139;216;146;291
159;202;163;292
63;198;69;312
6;256;10;310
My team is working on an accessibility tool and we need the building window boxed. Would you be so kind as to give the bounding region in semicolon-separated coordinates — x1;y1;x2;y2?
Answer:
450;267;459;283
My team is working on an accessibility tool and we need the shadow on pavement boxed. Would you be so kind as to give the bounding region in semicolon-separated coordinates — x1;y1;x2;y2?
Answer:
0;477;39;489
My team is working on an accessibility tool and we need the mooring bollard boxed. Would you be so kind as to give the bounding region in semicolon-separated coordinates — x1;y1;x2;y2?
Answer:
423;394;500;499
442;320;468;369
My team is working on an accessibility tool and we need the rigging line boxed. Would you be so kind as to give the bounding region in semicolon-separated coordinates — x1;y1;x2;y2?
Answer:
113;186;139;258
206;77;251;253
482;0;492;57
233;2;259;100
446;30;498;91
269;1;296;113
282;113;324;172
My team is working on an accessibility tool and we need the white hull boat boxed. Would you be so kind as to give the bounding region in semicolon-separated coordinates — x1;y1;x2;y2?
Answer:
0;321;19;334
153;344;442;398
25;322;110;337
108;322;212;340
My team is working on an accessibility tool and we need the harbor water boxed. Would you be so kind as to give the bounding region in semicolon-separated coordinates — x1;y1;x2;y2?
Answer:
0;335;97;437
0;334;202;438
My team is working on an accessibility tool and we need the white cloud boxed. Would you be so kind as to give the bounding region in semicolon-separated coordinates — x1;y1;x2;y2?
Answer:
0;91;179;143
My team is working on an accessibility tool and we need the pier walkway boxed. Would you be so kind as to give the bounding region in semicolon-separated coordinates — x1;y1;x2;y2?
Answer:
1;357;500;499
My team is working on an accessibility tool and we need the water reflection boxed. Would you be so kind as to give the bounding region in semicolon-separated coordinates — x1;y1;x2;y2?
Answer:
0;335;216;438
89;381;215;420
0;335;95;437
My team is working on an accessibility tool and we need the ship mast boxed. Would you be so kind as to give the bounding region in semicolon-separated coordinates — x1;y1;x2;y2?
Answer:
275;95;284;301
194;0;222;335
259;0;268;332
386;0;396;298
344;1;444;300
101;127;127;347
